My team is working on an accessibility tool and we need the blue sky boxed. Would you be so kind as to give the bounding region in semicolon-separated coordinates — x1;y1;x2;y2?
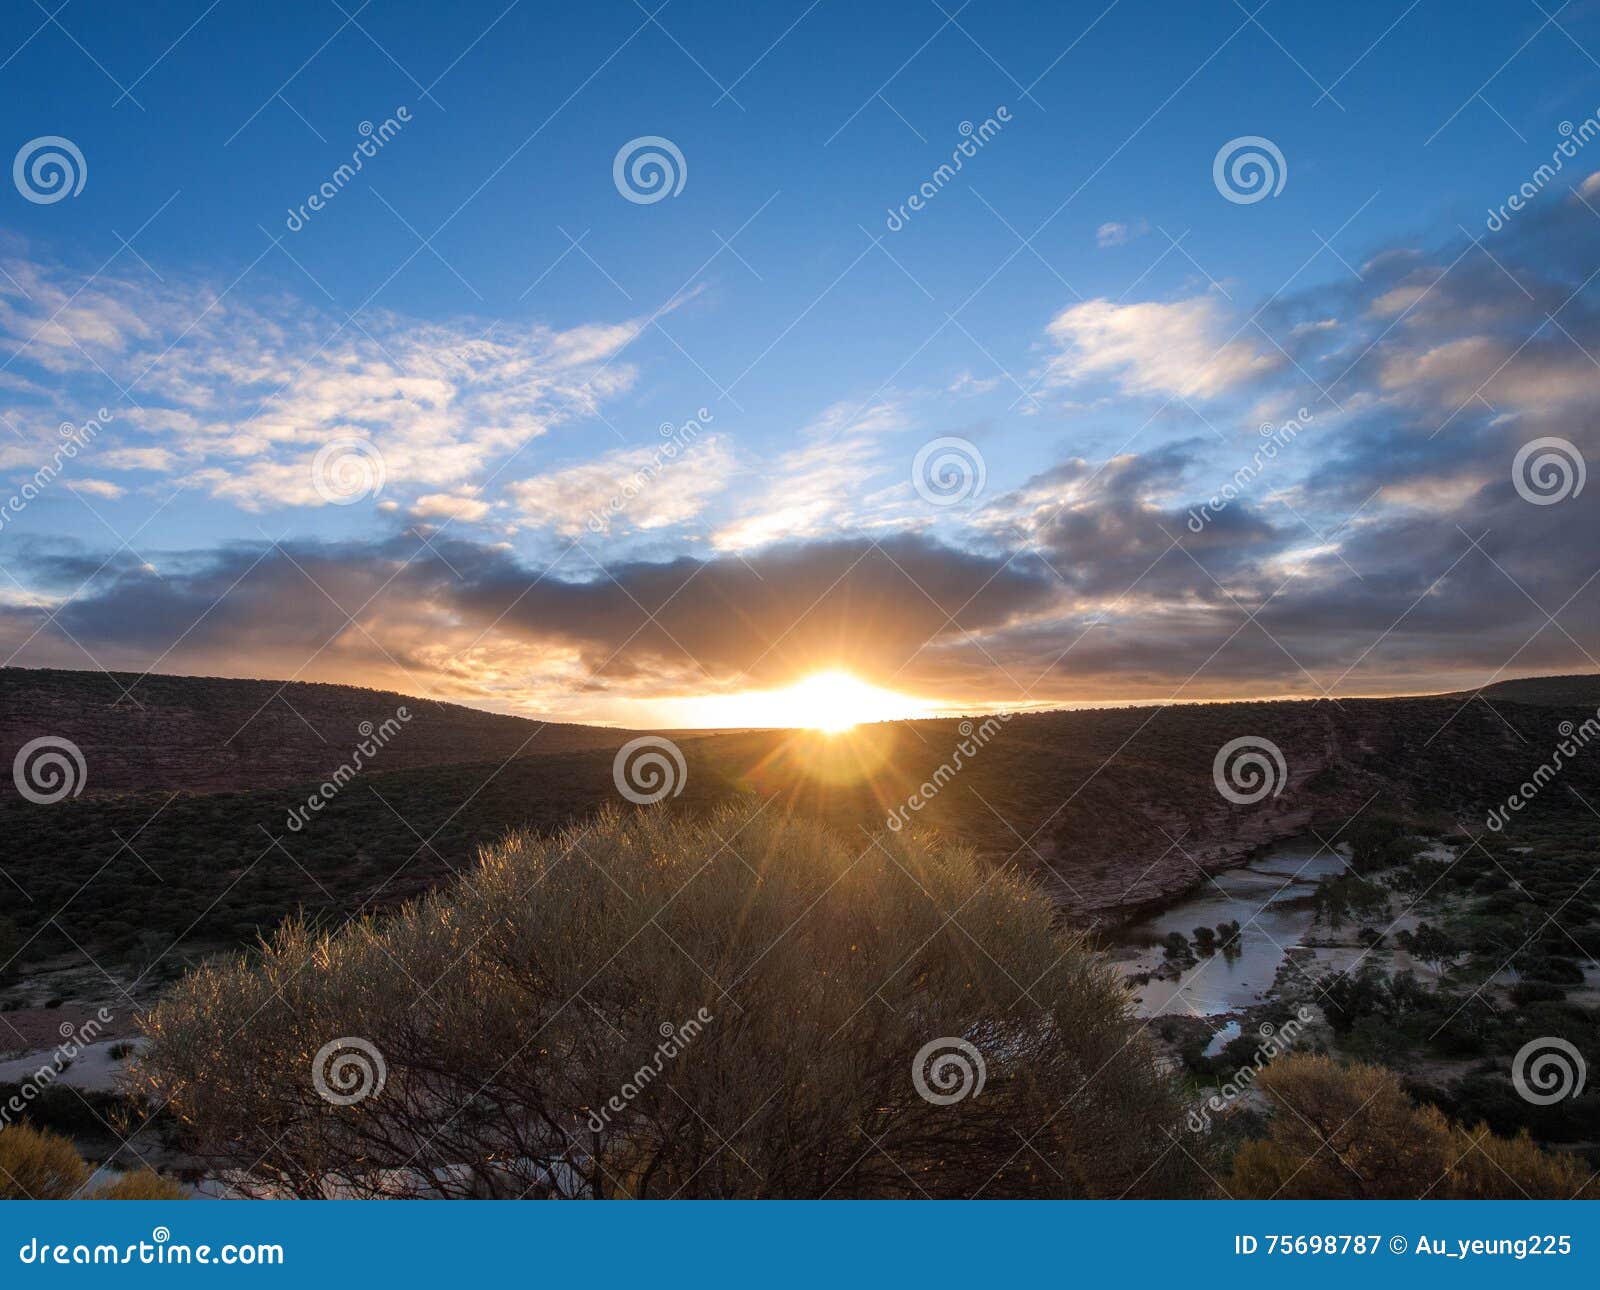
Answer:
4;1;1600;723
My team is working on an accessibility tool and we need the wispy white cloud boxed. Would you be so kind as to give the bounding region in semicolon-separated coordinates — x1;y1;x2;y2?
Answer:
1041;296;1277;399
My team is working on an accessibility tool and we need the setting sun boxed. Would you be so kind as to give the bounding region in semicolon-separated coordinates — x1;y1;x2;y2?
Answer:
656;670;940;732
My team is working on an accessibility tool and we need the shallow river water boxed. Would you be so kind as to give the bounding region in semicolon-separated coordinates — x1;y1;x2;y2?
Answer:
1117;837;1348;1017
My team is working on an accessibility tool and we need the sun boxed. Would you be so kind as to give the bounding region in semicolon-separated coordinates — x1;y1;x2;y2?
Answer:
782;670;899;732
653;669;938;731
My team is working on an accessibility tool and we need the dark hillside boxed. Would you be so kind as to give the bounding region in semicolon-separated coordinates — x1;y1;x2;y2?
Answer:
0;667;647;797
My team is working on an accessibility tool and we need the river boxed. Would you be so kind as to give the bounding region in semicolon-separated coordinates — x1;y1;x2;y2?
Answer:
1116;836;1348;1017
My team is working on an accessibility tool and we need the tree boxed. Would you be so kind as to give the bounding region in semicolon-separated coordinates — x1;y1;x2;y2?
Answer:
1192;927;1217;956
1226;1055;1597;1199
1399;922;1456;974
135;804;1205;1199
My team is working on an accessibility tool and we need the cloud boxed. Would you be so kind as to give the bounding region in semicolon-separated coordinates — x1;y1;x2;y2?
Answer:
412;491;491;522
1095;219;1148;248
1041;296;1278;399
65;478;125;499
510;432;734;537
0;249;645;514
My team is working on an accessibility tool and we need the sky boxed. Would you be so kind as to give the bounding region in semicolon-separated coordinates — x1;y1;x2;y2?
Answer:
1;0;1599;726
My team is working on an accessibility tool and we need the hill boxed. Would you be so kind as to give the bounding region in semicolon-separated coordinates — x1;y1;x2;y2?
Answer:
3;670;1598;985
1461;674;1600;708
0;668;647;796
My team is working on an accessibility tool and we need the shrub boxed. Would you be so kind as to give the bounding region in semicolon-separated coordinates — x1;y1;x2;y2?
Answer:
1227;1055;1596;1199
135;804;1203;1199
92;1169;188;1200
0;1125;89;1199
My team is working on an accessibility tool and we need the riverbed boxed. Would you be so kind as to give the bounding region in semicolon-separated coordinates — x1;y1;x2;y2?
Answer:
1115;836;1348;1017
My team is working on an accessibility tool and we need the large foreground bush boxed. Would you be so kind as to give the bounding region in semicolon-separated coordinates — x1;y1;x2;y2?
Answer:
135;804;1202;1198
